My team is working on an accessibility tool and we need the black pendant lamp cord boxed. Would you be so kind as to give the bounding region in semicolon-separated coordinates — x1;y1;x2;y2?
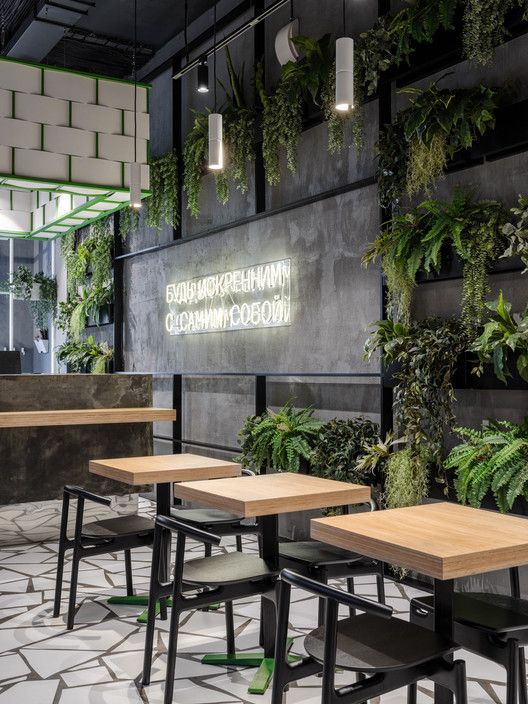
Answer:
184;0;189;65
213;0;217;111
342;0;346;36
290;0;294;21
133;0;137;164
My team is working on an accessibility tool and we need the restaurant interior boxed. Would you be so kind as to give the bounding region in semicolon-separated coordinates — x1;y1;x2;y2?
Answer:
1;0;528;702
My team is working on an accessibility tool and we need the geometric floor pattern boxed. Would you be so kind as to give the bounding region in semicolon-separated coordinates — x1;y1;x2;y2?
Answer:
0;499;517;703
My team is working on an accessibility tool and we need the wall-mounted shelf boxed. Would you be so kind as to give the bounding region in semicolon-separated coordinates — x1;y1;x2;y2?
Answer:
0;407;176;428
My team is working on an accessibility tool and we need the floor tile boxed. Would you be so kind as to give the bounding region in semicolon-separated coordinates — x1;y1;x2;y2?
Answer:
0;679;59;704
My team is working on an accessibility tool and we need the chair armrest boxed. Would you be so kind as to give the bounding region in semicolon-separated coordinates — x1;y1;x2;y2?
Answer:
155;514;221;546
64;485;111;507
280;568;392;619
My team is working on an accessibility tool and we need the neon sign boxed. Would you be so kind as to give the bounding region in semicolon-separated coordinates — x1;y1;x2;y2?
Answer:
165;259;291;335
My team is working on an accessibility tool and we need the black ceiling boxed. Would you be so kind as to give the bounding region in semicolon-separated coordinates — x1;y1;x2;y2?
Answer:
3;0;220;78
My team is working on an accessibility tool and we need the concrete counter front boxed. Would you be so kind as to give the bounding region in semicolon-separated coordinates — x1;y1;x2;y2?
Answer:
0;374;174;544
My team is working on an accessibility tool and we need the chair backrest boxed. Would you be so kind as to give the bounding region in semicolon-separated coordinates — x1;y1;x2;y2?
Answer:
280;568;392;619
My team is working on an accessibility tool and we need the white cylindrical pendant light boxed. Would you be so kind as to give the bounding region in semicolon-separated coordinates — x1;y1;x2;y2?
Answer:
130;162;142;208
208;112;223;170
335;36;354;112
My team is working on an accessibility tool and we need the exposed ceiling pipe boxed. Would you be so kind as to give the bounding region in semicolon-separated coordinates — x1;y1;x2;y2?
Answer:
5;0;90;61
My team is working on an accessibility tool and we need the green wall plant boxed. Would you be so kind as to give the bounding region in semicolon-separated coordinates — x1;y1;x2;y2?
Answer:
147;149;179;230
376;81;499;207
363;188;507;330
310;418;379;484
446;417;528;512
365;317;468;502
471;291;528;383
56;336;113;374
463;0;528;65
502;194;528;271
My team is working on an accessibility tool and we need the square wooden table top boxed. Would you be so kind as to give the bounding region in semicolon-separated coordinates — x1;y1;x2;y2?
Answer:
89;453;241;486
174;473;371;518
311;502;528;581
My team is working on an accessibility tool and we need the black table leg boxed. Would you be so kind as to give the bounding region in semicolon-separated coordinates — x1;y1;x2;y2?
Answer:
434;578;454;704
260;514;279;658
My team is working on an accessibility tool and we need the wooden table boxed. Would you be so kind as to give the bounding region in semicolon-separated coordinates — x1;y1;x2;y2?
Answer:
89;452;241;615
174;473;371;692
0;407;176;428
312;502;528;704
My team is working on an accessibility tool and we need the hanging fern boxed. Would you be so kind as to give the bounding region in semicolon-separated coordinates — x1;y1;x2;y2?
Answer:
237;403;323;473
446;418;528;513
147;149;179;230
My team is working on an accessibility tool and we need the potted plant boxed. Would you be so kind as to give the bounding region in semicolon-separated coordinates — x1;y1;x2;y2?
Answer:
237;403;323;539
56;336;113;374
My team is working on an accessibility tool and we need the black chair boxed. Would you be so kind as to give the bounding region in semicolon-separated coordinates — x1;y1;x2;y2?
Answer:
409;566;528;704
272;569;467;704
141;515;278;704
170;468;259;556
53;485;154;629
278;502;385;623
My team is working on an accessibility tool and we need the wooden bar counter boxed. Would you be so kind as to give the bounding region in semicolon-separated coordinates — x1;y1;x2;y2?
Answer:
0;374;174;505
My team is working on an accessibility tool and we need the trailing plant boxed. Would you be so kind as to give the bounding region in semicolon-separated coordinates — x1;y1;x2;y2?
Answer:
61;232;88;298
257;35;335;186
55;299;77;337
310;418;379;484
365;317;469;500
376;81;499;207
119;206;140;240
147;149;179;230
9;265;33;299
237;403;323;473
222;48;256;194
30;272;57;333
502;194;528;272
183;110;228;216
56;335;113;374
383;449;429;510
355;0;457;100
463;0;528;66
470;291;528;383
354;431;402;477
1;267;57;333
363;188;507;329
87;217;113;291
446;417;528;513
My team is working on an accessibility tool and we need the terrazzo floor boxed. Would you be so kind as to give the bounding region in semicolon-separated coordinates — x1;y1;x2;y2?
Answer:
0;500;517;704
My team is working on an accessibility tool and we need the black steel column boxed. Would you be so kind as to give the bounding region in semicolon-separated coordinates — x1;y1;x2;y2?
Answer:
112;212;124;372
260;513;279;657
172;55;183;240
378;0;393;438
253;0;266;214
172;374;182;454
255;374;267;416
